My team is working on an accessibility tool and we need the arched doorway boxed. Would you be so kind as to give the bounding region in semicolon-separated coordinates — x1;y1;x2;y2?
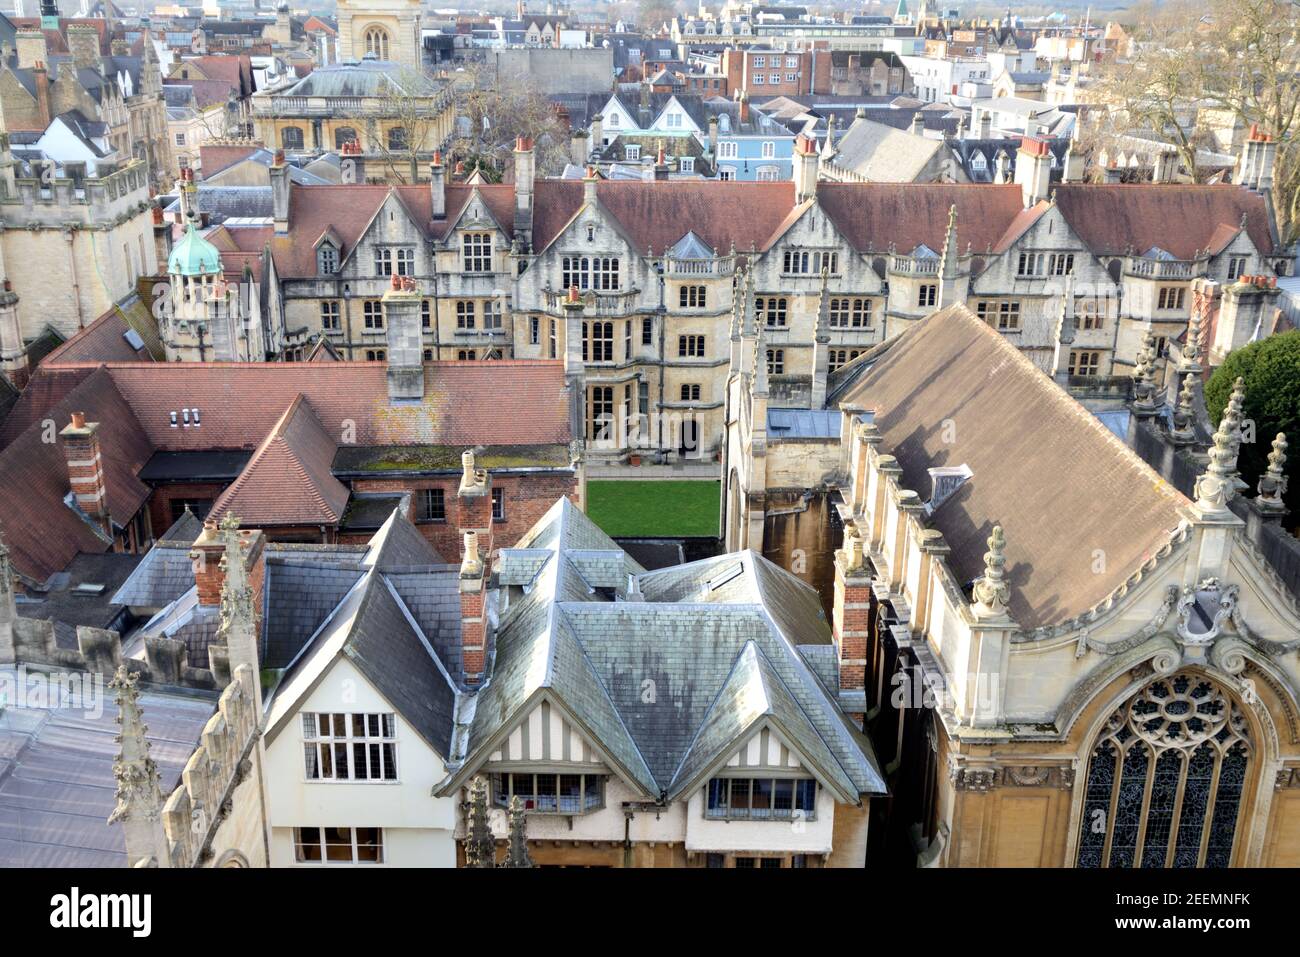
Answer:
1075;671;1252;868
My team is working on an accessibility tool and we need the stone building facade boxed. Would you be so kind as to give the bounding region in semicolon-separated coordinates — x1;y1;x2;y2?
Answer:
722;301;1300;868
0;133;156;386
336;0;423;70
159;128;1287;472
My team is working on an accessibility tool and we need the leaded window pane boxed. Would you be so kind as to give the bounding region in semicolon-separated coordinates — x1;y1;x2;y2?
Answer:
1076;673;1250;869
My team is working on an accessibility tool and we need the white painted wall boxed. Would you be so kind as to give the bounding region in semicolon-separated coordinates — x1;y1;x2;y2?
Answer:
263;657;457;867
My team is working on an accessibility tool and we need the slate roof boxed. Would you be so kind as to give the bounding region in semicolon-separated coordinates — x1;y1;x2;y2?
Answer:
949;136;1069;184
110;541;195;611
15;552;138;650
767;408;841;439
825;115;945;182
446;498;883;802
833;304;1191;629
275;59;442;97
265;558;461;758
0;664;214;867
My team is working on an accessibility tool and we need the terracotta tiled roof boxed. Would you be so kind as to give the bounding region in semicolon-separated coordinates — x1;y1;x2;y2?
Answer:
209;395;349;526
39;304;157;368
817;183;1027;254
0;367;95;450
838;305;1189;630
47;361;574;452
0;369;153;583
593;180;797;255
1054;184;1278;259
1;359;572;580
270;180;1281;275
302;16;337;36
198;144;260;178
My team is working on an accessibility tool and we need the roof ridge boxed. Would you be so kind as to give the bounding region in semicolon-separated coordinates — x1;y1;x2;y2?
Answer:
666;639;767;788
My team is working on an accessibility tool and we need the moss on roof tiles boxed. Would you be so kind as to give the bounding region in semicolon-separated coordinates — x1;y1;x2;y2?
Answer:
333;442;571;473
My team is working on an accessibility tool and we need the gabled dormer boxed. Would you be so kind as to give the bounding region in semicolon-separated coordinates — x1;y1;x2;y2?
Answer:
314;227;342;276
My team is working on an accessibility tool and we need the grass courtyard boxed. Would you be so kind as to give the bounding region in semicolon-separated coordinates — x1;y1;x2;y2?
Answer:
586;480;721;539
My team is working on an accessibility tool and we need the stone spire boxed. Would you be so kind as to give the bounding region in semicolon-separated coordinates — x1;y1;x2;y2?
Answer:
1170;373;1198;445
463;775;496;868
216;513;262;708
753;309;770;397
1258;432;1289;511
939;204;959;279
501;795;534;868
1193;377;1245;514
810;265;831;408
107;666;171;867
971;525;1011;619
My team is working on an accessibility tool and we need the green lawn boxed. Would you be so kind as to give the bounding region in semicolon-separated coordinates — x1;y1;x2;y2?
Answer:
586;480;720;538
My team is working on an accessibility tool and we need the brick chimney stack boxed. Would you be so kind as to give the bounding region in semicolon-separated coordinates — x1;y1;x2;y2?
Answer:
457;449;494;684
15;29;47;71
1015;135;1052;207
383;274;424;401
459;531;488;685
793;134;819;203
513;136;535;249
189;518;227;605
831;523;870;728
189;515;266;609
430;150;446;220
270;149;289;233
60;412;111;537
32;62;51;130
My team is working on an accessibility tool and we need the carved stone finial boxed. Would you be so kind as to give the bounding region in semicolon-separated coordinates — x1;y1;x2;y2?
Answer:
501;795;534;868
463;775;496;868
1170;373;1198;444
107;665;169;866
1258;432;1289;510
971;525;1010;618
1193;378;1246;513
1131;330;1159;414
1184;310;1203;368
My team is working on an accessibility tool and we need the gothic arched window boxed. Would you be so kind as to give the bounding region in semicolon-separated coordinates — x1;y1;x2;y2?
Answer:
364;26;390;61
1077;672;1251;868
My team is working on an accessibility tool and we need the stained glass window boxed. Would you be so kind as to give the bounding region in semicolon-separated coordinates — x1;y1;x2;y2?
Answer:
1076;672;1251;868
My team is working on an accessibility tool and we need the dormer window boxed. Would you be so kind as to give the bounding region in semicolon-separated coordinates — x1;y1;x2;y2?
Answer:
625;144;641;161
925;464;973;515
318;243;338;275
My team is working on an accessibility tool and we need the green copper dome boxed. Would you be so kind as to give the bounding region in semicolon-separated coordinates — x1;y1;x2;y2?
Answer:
168;223;222;277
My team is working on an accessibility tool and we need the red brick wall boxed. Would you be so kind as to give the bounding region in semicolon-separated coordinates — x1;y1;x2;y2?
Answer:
832;563;871;693
147;482;228;538
352;471;579;562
